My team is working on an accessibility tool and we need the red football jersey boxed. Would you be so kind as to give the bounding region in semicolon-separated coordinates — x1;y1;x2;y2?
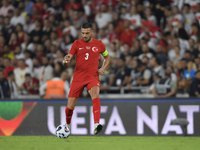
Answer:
69;39;106;82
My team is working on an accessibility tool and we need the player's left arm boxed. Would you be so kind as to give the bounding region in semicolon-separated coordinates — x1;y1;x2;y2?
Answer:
99;50;111;75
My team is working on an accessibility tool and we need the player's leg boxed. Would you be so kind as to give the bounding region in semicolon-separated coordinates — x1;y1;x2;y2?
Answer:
87;82;103;135
65;82;84;129
88;86;101;124
65;97;78;130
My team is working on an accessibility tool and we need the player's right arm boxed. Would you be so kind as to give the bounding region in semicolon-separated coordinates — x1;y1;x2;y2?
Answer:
63;40;77;66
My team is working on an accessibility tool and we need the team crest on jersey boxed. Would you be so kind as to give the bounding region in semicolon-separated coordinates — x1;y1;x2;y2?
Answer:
86;46;91;49
92;47;98;52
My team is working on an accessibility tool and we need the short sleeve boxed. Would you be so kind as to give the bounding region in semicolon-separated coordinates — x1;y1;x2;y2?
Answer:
69;40;77;56
100;41;106;53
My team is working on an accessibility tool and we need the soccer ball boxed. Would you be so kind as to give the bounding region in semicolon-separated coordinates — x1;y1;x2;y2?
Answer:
55;125;70;138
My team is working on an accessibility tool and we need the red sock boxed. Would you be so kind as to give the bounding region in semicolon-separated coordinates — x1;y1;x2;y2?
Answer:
65;107;74;124
92;98;101;124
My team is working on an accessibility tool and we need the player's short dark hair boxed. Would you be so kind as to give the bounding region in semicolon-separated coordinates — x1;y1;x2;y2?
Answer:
81;23;93;30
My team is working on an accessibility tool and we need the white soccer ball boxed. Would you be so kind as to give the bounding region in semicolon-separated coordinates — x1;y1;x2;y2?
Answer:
55;125;70;138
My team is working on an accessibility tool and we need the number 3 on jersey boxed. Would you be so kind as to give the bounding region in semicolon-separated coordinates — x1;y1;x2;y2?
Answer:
85;53;89;60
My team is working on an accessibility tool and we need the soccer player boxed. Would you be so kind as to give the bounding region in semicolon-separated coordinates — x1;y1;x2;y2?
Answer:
63;23;111;135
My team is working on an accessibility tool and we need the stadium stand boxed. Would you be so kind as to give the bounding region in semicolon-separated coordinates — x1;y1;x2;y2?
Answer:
0;0;200;99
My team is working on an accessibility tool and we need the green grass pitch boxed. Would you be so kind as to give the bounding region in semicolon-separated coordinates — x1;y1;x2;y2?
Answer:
1;136;200;150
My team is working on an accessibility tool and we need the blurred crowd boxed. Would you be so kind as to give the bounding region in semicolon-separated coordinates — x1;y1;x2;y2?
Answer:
1;0;200;99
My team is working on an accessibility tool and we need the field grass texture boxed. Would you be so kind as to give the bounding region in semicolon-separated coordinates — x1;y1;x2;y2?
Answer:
1;136;200;150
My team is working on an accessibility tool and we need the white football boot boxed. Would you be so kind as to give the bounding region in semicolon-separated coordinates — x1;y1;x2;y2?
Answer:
65;123;71;130
94;123;103;135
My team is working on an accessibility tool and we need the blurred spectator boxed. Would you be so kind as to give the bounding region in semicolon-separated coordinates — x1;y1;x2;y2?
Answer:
25;0;35;15
9;32;21;51
134;60;152;86
35;44;45;63
32;0;43;16
60;70;70;91
20;73;39;95
39;71;69;99
0;0;15;17
113;12;124;36
81;0;91;17
108;42;120;58
98;28;109;48
3;57;14;78
2;16;15;42
0;36;5;54
24;14;35;34
50;31;61;48
100;62;112;90
71;9;86;29
7;9;14;19
126;58;141;89
30;19;43;44
155;44;167;66
149;73;161;94
189;70;200;97
183;4;195;34
129;39;142;57
120;19;137;47
178;60;195;91
14;59;31;88
106;22;117;43
0;69;10;98
21;34;34;52
95;3;112;29
10;7;25;26
42;18;52;42
169;45;183;65
149;56;165;77
138;43;153;60
7;71;19;99
176;59;187;82
14;45;25;60
32;57;40;77
143;7;157;26
54;61;65;74
64;0;81;11
188;38;198;58
152;72;177;98
171;6;183;27
3;45;15;59
119;5;127;20
47;44;57;59
37;56;53;86
62;19;77;39
24;50;33;71
165;65;177;82
191;23;200;43
54;50;65;63
107;57;127;88
61;34;74;53
125;5;142;30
